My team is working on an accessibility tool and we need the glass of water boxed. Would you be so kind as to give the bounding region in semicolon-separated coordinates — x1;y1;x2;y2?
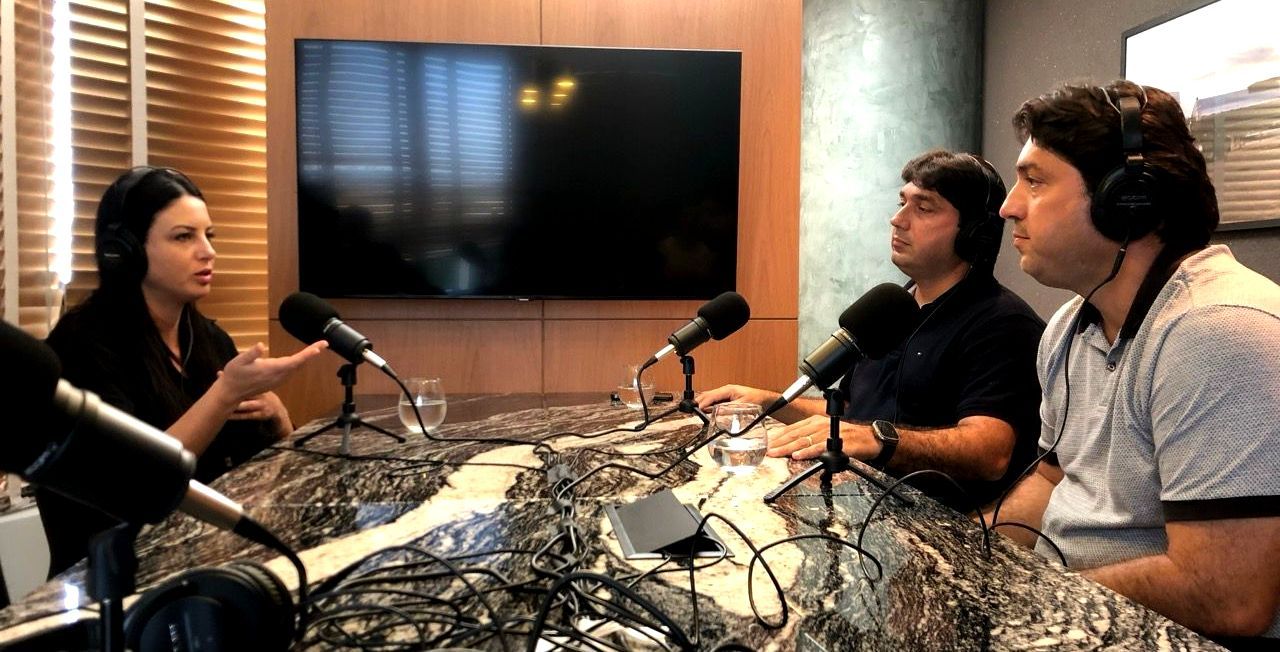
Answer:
707;402;767;473
617;364;655;410
399;377;447;434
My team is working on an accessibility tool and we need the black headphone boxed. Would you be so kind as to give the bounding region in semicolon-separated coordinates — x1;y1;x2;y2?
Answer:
1091;91;1160;242
953;154;1005;266
96;166;164;283
123;559;297;651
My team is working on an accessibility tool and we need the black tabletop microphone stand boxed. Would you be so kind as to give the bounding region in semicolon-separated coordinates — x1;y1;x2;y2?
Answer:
294;363;403;454
762;387;904;504
87;522;142;652
675;355;711;425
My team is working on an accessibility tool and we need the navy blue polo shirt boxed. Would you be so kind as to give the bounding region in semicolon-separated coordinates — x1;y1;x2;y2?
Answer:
839;273;1045;509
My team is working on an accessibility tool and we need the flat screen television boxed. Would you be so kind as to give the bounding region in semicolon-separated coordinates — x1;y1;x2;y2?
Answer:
295;39;742;299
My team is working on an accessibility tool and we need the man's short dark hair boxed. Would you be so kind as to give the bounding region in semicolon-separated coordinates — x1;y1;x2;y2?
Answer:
1012;80;1219;251
901;149;1007;273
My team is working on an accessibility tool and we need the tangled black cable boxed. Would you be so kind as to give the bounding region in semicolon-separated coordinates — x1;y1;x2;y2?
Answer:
535;404;684;443
553;424;732;500
528;571;695;652
850;468;1067;570
298;386;925;650
303;544;529;651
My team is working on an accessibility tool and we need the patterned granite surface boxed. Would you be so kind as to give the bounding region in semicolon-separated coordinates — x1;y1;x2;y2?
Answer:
0;395;1223;650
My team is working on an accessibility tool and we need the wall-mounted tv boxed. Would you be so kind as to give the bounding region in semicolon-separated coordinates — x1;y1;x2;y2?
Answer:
295;39;742;299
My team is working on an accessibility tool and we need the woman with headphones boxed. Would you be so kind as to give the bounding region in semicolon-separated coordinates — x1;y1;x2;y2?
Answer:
37;166;327;577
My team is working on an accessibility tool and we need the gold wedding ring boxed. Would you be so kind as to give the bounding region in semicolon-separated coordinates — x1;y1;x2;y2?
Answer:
804;435;813;447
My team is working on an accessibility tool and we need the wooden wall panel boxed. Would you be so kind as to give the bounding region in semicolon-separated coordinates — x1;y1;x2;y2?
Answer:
272;318;543;423
543;319;796;394
264;0;801;422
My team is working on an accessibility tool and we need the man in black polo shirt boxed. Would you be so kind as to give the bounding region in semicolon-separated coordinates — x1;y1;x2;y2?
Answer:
698;149;1044;509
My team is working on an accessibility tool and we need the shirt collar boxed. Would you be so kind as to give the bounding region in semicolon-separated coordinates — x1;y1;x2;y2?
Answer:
1077;245;1203;339
906;270;993;315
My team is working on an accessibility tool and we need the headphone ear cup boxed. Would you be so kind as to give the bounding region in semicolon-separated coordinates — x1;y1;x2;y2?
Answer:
955;211;1003;265
223;560;296;645
124;561;295;652
97;228;145;282
96;165;160;283
1091;166;1159;242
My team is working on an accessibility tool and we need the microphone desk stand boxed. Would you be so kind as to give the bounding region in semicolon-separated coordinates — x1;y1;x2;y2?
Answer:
677;355;710;425
87;522;142;652
294;363;404;454
762;388;905;504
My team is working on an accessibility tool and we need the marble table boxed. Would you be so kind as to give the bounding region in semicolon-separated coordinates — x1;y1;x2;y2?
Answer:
0;394;1224;650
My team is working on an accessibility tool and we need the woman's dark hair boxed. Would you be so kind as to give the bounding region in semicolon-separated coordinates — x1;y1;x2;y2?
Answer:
1011;80;1218;251
900;149;1007;274
81;167;222;422
95;166;204;286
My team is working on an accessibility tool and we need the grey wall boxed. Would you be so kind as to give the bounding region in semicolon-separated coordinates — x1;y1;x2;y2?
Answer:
800;0;984;357
983;0;1280;319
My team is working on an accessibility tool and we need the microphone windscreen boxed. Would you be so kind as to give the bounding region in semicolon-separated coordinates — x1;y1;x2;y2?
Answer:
0;320;63;471
697;291;751;340
279;291;339;344
838;283;919;359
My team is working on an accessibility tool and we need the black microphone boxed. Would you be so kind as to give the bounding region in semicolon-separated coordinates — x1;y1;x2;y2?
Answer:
279;291;392;373
767;283;919;414
646;291;751;365
0;320;246;533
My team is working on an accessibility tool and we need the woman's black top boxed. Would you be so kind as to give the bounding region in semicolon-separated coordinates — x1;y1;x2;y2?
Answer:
37;300;274;577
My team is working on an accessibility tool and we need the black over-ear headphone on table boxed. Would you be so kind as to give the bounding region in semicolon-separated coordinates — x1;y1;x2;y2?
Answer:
122;559;297;650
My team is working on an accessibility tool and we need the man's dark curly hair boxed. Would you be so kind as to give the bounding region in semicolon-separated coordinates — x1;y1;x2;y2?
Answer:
1012;80;1218;250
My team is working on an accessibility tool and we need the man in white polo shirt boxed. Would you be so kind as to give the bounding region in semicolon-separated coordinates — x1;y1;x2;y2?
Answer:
994;79;1280;648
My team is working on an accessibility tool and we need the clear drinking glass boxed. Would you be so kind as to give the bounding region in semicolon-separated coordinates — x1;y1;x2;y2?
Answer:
399;377;447;433
616;364;655;410
707;402;767;473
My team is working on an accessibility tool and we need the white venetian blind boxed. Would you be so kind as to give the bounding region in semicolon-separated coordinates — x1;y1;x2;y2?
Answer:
67;0;131;307
1189;87;1280;227
145;0;266;349
13;0;57;337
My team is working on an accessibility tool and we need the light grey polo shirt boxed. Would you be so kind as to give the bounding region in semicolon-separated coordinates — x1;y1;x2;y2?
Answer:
1036;245;1280;638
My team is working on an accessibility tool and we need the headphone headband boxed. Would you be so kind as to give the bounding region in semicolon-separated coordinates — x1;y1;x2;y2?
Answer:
1090;87;1160;242
953;153;1004;267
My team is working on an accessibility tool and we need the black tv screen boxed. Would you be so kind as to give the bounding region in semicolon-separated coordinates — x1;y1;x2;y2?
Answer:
295;39;741;299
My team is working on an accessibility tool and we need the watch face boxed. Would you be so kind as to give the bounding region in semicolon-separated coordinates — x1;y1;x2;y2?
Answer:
873;420;897;442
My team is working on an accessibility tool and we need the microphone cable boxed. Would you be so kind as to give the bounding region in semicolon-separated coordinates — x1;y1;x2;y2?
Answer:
636;357;659;424
533;403;683;444
528;571;695;652
303;544;523;651
233;515;312;645
987;239;1130;557
554;408;776;500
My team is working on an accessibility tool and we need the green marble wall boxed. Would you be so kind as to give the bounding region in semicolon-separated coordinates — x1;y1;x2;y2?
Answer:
800;0;984;360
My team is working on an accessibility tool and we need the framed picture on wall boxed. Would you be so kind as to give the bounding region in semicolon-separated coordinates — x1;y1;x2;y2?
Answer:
1123;0;1280;231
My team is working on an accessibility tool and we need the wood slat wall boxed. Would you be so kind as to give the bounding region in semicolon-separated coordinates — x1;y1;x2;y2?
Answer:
145;0;268;350
66;0;130;308
265;0;801;423
14;0;56;337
